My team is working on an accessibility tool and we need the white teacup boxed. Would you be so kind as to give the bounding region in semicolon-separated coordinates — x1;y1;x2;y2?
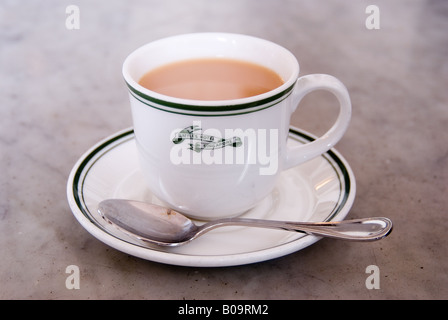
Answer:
122;33;351;220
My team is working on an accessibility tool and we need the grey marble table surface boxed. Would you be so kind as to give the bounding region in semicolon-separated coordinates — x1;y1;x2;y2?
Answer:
1;0;447;299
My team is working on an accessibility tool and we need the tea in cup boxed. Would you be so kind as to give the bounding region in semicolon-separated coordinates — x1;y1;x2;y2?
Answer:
122;33;351;220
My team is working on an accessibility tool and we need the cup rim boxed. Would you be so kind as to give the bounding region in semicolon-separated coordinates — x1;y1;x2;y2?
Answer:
122;33;299;113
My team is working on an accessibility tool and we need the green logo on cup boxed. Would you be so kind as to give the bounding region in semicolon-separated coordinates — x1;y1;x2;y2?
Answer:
172;125;242;153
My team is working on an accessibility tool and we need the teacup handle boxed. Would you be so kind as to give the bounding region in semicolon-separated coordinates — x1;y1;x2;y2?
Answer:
284;74;352;169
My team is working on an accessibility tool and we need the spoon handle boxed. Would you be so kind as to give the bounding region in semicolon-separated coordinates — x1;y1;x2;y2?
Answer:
204;217;392;241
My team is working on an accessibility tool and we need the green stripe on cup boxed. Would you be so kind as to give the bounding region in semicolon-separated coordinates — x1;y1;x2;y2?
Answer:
125;81;296;116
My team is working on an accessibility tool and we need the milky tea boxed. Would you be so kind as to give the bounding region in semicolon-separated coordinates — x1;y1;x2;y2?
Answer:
138;58;284;101
124;33;352;219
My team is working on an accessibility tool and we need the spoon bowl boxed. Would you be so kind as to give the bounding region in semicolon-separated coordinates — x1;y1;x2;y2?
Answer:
98;199;392;247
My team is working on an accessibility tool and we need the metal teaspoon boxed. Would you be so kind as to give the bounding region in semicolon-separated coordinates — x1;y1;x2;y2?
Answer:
97;199;392;247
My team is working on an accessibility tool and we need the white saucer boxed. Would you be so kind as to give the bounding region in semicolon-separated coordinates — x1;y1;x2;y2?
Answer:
67;127;356;267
